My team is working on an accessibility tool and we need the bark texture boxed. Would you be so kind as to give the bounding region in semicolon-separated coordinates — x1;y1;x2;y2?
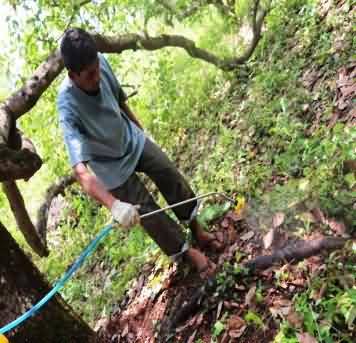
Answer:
244;237;347;271
1;127;47;256
37;174;76;240
0;221;97;343
0;145;42;182
2;182;48;257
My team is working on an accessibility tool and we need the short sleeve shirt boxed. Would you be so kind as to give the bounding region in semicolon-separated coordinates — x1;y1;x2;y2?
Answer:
57;54;145;190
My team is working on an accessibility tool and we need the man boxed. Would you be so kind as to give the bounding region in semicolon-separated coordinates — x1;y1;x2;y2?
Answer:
57;28;221;278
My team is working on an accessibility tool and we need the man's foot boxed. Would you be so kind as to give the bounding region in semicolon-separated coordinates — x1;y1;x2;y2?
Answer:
185;248;216;279
190;219;224;252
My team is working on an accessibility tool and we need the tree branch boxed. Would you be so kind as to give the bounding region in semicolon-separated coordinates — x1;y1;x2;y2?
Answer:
0;145;42;181
3;51;63;122
93;26;265;71
37;174;76;241
0;7;267;154
1;127;48;256
2;181;49;257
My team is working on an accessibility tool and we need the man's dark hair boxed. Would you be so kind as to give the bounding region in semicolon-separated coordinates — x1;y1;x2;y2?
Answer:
60;28;98;73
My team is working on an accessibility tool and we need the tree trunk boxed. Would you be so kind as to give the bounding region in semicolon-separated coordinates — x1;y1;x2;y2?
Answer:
0;222;97;343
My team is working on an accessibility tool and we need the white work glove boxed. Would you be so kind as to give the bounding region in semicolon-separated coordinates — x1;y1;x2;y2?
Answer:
111;200;140;229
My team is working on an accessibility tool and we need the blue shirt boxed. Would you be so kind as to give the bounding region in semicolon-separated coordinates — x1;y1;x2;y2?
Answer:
57;54;145;190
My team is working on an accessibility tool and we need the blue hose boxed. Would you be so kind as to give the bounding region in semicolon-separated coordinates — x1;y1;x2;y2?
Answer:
0;223;114;335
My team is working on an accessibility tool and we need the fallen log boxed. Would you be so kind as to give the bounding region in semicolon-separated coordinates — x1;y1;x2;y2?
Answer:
244;237;347;272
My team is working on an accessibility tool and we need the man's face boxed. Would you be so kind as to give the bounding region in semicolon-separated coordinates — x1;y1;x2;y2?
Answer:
69;58;100;93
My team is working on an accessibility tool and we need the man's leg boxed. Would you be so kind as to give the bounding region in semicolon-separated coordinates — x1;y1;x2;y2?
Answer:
110;172;215;277
136;139;223;251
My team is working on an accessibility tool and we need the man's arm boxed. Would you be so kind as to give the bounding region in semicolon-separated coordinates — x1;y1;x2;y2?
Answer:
73;163;140;229
74;162;116;209
120;100;144;130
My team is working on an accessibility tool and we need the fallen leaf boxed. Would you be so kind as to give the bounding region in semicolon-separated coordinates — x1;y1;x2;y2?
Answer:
299;212;317;223
297;332;317;343
273;212;285;228
196;313;204;326
229;301;241;308
291;277;306;287
318;0;332;18
223;301;232;309
270;299;293;318
326;218;346;235
227;227;238;244
240;231;255;241
340;84;356;97
221;218;230;228
235;284;246;291
289;285;296;292
187;329;197;343
110;334;120;342
216;231;224;244
94;317;108;332
310;283;327;301
227;314;246;331
122;323;129;337
176;313;200;332
302;68;320;90
287;309;303;329
229;325;247;338
336;98;348;110
311;208;326;224
220;332;230;343
226;209;245;222
216;300;223;320
263;228;275;249
245;285;256;307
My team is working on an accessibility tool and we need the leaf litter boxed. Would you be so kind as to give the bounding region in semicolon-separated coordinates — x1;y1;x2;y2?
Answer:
96;201;349;343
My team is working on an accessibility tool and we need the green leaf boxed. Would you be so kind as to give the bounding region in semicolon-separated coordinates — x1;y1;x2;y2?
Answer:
212;320;225;337
244;310;264;328
198;202;231;227
344;173;356;189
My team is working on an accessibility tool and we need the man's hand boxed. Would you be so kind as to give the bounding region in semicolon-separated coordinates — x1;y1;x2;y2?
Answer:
111;199;140;229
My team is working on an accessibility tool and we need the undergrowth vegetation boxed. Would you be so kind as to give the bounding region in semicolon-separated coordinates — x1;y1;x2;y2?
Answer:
0;0;354;340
